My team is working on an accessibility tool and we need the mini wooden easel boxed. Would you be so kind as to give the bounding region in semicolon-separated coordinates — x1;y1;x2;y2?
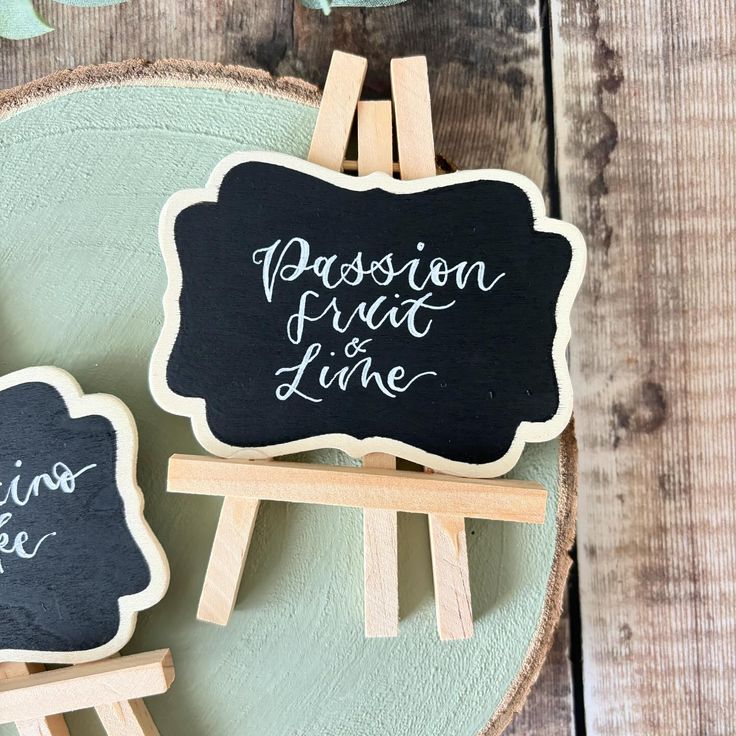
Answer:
0;650;174;735
174;51;548;641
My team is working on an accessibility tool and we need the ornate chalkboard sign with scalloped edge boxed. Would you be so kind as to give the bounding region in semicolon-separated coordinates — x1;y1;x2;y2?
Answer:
150;151;585;476
0;366;168;664
151;153;585;477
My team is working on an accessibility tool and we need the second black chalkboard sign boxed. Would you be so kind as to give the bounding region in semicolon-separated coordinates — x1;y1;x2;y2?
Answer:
0;366;168;664
150;152;585;476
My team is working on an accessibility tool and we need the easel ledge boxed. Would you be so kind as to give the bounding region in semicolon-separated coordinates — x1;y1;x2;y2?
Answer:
0;649;174;724
168;455;547;524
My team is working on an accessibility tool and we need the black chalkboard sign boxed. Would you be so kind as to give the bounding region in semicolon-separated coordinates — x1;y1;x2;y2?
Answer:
151;153;585;476
0;367;168;664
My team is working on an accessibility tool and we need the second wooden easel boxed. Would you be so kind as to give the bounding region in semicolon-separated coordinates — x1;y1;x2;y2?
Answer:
0;651;173;736
176;50;549;642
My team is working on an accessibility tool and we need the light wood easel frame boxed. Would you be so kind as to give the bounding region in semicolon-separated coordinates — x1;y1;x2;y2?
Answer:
0;368;174;734
176;51;549;641
0;650;174;735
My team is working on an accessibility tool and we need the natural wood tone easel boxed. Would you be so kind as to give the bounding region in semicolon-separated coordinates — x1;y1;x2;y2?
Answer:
183;50;548;642
0;651;174;735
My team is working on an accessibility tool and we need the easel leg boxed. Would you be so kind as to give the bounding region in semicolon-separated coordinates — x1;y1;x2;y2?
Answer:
0;663;69;736
358;100;400;638
363;453;399;638
92;654;160;736
95;699;159;736
308;50;367;170
428;514;474;640
363;507;399;637
198;496;261;625
390;56;437;179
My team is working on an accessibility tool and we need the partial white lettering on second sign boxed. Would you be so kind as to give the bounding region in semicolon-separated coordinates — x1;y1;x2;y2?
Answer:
0;461;97;573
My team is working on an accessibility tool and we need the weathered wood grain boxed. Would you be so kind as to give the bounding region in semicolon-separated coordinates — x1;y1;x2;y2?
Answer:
0;1;574;732
551;1;736;733
0;1;548;174
505;601;575;736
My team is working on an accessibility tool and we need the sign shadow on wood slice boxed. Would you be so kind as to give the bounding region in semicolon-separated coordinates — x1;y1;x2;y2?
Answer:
0;366;169;665
149;151;586;477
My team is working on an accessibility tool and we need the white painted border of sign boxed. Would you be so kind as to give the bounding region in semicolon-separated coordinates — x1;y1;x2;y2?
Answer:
0;366;169;664
150;151;586;478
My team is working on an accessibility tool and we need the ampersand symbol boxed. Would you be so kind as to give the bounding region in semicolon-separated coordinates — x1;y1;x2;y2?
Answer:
344;337;372;358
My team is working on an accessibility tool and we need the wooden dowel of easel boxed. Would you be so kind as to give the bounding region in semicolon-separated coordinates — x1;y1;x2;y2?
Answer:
0;663;69;736
358;101;400;639
93;654;161;736
308;50;368;170
391;55;473;640
197;495;261;625
0;650;174;724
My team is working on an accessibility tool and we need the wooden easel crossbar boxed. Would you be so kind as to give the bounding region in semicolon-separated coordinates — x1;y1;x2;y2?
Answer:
169;457;547;522
0;650;174;735
180;51;548;641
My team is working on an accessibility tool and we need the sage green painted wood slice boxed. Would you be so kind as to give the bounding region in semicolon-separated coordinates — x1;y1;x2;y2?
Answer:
0;60;576;736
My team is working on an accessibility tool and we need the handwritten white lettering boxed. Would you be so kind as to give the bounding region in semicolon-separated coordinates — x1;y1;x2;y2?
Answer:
251;236;505;402
275;341;437;403
253;238;505;300
0;461;96;573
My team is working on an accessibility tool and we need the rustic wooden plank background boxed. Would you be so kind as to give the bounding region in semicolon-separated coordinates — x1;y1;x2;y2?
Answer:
2;0;733;733
552;0;736;734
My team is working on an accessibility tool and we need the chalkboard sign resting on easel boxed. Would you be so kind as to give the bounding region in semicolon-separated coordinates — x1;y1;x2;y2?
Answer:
150;151;585;478
149;51;585;642
0;366;168;665
0;366;173;735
